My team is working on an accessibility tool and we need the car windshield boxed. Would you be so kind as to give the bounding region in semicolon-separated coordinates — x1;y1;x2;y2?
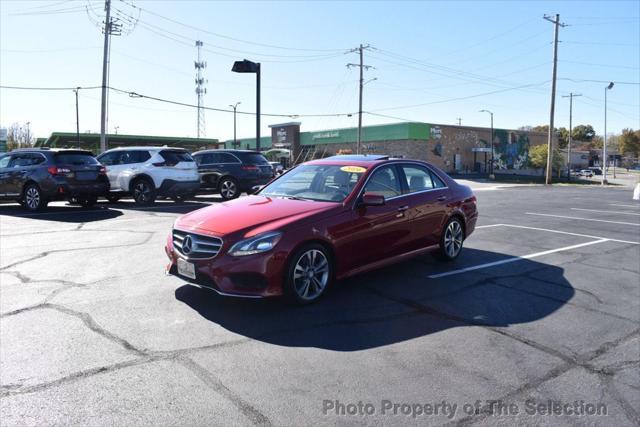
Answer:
260;164;366;202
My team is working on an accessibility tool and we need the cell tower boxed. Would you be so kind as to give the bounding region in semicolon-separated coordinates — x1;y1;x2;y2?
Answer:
195;40;207;138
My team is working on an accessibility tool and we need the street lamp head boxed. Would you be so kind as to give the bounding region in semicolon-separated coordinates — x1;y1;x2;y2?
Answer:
607;82;614;90
232;59;260;73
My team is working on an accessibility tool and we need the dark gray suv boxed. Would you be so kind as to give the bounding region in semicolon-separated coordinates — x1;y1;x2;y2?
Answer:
0;148;109;211
192;150;273;200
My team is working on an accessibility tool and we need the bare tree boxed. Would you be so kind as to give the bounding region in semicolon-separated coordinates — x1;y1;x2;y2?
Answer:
7;122;34;151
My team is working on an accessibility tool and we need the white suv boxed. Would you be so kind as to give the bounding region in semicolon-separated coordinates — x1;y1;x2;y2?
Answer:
97;147;200;205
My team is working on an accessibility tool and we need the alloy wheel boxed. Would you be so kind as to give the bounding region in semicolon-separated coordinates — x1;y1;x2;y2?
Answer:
220;180;237;199
133;181;151;203
293;249;329;301
444;220;463;258
25;187;41;210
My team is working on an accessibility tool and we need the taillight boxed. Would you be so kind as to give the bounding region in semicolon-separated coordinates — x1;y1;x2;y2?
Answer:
47;166;71;175
241;165;259;171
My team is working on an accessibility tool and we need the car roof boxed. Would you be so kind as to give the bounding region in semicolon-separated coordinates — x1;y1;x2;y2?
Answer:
323;154;390;161
102;146;186;152
9;148;93;155
192;149;260;155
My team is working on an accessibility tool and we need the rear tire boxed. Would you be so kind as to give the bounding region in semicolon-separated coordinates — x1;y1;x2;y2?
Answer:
219;177;239;200
131;178;156;205
23;184;48;211
78;196;97;208
437;217;465;261
284;244;333;305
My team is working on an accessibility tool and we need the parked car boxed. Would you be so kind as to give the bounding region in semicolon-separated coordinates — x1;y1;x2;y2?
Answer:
269;161;285;176
97;147;199;205
0;148;109;211
165;155;478;304
578;169;593;178
588;167;603;176
192;149;274;200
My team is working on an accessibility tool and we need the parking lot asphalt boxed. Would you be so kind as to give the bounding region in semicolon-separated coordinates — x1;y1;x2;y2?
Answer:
1;185;638;426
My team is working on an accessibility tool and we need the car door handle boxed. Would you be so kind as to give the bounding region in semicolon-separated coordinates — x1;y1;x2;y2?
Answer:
397;205;409;212
437;196;447;201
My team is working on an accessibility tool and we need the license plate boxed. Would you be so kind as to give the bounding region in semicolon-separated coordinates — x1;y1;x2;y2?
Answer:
177;258;196;279
76;171;97;181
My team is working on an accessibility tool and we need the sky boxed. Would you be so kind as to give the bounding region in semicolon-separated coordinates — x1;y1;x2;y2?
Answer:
1;0;638;142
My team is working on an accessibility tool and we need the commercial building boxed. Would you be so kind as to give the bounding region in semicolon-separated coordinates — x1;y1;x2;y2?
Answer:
227;121;550;175
35;132;221;153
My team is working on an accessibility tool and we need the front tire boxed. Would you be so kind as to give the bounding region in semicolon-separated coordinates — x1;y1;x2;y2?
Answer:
131;178;156;205
23;184;48;211
219;177;239;200
438;217;465;261
284;244;333;305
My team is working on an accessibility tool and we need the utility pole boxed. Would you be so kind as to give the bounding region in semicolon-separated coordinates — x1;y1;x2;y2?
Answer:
543;14;566;185
99;0;121;153
195;40;207;138
562;93;581;181
347;44;372;154
456;118;462;126
73;87;80;148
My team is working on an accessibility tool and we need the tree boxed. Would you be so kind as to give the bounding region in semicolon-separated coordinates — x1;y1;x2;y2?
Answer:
591;135;603;150
7;122;34;151
618;128;640;156
529;143;563;174
557;127;569;149
571;124;595;142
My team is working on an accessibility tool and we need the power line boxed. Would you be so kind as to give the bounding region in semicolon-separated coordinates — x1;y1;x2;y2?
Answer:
118;0;346;53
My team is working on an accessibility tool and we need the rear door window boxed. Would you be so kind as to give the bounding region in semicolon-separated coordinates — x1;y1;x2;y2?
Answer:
401;165;435;193
130;151;151;164
218;153;240;163
159;150;194;165
55;153;99;166
239;152;269;165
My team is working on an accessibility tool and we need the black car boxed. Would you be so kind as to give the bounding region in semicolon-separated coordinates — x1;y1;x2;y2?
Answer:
0;148;109;211
192;149;273;200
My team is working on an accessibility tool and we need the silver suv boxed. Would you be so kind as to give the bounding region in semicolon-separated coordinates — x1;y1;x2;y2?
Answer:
97;147;199;204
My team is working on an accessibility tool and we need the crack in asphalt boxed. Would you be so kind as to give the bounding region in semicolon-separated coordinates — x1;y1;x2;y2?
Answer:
177;356;272;426
447;327;640;427
0;233;155;271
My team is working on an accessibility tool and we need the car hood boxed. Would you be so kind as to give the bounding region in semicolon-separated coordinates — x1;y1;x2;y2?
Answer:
175;195;338;237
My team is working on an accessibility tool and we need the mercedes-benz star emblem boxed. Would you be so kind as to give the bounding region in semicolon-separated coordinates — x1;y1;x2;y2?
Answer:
182;235;193;255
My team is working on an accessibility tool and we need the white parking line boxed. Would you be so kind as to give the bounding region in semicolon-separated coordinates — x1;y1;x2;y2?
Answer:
428;239;609;279
571;208;640;216
610;203;640;208
491;223;640;245
525;212;640;227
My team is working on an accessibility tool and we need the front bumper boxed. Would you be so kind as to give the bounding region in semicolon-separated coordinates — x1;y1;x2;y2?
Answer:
158;180;201;197
164;233;287;298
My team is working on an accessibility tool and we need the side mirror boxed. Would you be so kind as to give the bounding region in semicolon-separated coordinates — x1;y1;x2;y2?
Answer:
361;192;385;206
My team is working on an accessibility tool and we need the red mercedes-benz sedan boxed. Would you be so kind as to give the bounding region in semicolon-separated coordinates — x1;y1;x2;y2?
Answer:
165;155;477;304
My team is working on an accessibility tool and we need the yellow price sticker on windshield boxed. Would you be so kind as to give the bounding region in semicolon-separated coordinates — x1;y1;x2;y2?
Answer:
340;166;367;173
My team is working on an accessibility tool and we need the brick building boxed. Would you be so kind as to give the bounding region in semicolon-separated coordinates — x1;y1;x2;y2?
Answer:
228;122;550;175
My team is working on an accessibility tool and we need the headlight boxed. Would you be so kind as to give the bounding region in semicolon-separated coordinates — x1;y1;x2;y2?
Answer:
228;231;282;256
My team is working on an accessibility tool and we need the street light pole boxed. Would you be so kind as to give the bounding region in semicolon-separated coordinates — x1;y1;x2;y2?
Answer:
73;87;80;148
479;110;494;177
603;82;614;185
562;93;581;181
229;102;241;148
232;60;261;151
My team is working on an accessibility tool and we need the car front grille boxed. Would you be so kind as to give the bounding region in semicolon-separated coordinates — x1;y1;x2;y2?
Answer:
172;229;223;259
